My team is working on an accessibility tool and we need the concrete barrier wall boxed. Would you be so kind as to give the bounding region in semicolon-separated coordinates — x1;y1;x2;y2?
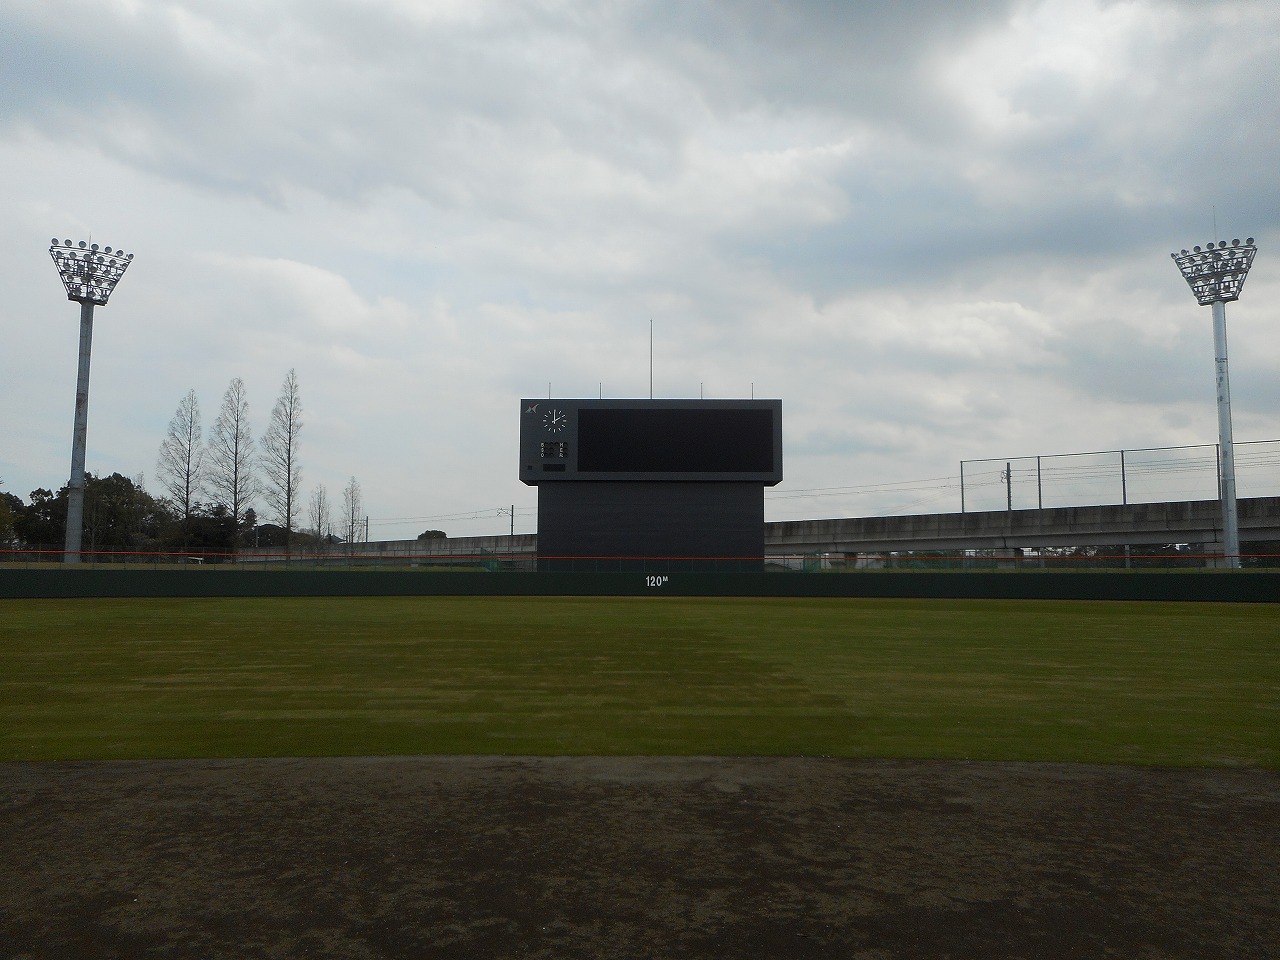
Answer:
2;569;1279;602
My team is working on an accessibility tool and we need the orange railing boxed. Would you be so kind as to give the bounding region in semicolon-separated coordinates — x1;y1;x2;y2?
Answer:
2;547;1278;572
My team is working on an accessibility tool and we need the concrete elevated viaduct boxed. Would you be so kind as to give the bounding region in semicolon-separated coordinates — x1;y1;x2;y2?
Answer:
765;496;1280;555
359;496;1280;560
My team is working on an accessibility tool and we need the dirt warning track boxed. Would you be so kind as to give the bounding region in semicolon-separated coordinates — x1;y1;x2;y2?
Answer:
2;756;1277;959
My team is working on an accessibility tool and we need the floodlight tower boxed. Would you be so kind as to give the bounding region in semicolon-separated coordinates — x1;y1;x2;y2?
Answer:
1171;237;1257;569
48;238;134;563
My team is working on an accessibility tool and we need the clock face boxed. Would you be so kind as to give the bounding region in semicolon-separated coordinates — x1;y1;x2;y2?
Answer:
542;408;567;433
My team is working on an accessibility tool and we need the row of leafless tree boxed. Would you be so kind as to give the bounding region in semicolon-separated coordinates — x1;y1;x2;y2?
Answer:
156;369;364;550
306;474;364;549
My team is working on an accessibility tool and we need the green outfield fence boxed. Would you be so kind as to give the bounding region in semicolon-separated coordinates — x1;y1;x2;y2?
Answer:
2;552;1279;601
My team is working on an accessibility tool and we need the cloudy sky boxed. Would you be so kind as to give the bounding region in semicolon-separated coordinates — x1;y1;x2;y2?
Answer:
2;0;1278;540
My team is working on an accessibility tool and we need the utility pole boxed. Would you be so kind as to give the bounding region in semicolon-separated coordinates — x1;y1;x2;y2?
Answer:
649;317;653;399
48;239;134;563
1171;238;1257;569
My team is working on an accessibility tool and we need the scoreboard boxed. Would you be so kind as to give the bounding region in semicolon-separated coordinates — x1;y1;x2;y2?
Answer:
519;399;783;568
520;399;783;485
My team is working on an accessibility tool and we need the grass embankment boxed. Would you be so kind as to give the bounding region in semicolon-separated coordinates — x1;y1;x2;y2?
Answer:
1;596;1276;766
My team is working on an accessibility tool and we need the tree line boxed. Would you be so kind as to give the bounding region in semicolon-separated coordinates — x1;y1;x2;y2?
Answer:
0;369;367;556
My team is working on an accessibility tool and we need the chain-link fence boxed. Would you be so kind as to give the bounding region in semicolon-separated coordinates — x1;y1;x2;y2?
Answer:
960;439;1280;513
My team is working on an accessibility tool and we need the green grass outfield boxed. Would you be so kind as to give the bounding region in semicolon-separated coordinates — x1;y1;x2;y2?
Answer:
2;596;1276;767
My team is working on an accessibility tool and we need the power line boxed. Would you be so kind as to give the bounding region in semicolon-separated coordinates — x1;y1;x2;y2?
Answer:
365;442;1280;528
765;476;958;502
368;507;536;527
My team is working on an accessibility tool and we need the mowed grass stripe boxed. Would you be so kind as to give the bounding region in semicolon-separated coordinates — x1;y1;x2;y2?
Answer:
1;596;1276;766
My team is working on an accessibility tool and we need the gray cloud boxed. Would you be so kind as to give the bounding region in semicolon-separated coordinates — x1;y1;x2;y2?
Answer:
3;0;1278;536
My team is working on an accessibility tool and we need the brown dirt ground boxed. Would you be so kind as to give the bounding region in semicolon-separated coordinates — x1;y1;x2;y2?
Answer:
1;757;1278;959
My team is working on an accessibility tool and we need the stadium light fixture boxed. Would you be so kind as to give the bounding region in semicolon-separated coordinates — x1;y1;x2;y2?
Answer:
49;238;134;563
1171;238;1257;569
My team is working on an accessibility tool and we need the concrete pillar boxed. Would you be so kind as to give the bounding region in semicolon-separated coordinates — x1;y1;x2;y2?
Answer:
1203;541;1229;570
994;547;1023;570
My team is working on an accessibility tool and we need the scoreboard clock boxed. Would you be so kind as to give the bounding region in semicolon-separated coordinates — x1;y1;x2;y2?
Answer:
519;399;783;485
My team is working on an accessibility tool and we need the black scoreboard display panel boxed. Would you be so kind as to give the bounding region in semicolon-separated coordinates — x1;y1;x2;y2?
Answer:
520;399;782;485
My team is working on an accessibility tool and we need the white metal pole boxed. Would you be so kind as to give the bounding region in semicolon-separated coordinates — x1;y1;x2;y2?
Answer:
1210;299;1241;568
64;299;95;563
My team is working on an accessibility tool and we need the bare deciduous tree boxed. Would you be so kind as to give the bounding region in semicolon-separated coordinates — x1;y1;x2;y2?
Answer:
262;369;303;548
156;389;205;530
207;378;259;546
341;475;363;553
308;483;331;548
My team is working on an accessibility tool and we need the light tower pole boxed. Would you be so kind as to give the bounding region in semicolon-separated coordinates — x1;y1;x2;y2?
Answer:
48;238;134;563
1171;238;1257;569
